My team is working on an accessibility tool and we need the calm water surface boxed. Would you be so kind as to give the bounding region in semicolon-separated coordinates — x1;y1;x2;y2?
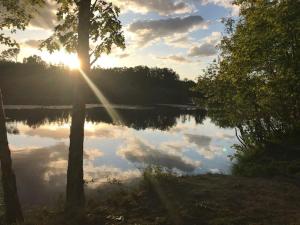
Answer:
4;105;237;205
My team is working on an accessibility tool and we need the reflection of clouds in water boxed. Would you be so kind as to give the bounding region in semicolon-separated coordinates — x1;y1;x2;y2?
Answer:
23;122;126;140
209;168;221;174
11;143;138;205
184;133;224;159
84;164;140;188
215;132;235;140
117;138;201;172
161;141;187;153
185;134;211;148
84;148;104;160
8;116;237;205
25;127;69;139
12;143;68;205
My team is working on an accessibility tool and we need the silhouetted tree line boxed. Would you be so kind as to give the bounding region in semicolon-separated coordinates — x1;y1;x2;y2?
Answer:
5;106;206;131
0;60;196;105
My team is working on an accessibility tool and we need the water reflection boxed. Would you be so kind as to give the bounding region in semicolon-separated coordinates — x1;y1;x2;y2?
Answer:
6;105;237;205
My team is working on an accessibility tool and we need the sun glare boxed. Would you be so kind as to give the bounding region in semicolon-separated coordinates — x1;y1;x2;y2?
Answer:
65;54;81;70
40;51;81;69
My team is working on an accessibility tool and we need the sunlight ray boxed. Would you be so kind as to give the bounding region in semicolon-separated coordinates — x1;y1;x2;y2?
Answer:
78;68;123;124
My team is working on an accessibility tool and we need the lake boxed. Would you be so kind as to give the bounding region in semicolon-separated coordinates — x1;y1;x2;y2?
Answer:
4;105;237;206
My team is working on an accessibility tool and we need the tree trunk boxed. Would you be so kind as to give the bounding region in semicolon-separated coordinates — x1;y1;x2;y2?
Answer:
66;0;91;212
0;89;24;224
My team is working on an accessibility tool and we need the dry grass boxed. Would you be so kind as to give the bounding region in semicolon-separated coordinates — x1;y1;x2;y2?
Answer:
24;174;300;225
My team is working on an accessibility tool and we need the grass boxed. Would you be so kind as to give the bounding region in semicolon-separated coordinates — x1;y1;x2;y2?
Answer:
22;168;300;225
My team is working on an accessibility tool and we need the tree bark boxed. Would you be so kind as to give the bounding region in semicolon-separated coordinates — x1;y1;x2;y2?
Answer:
0;89;24;224
65;0;91;212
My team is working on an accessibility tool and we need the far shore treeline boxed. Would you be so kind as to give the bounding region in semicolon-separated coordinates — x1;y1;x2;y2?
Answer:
0;59;196;105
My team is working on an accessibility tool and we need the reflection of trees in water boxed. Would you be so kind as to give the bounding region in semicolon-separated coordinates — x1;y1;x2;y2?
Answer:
5;107;206;130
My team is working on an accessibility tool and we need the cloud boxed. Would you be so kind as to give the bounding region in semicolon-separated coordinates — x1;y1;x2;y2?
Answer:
12;143;68;205
117;138;200;172
23;39;42;48
188;31;221;57
112;0;192;15
184;134;223;159
158;54;193;63
83;164;140;188
165;35;195;48
128;15;207;47
24;123;126;140
11;143;135;205
117;53;130;58
188;43;217;57
185;134;212;148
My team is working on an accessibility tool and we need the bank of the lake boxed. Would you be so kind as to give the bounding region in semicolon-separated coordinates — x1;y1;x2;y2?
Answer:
24;174;300;225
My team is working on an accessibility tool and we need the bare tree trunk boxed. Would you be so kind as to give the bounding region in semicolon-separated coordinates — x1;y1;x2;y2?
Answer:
0;89;24;224
66;0;91;212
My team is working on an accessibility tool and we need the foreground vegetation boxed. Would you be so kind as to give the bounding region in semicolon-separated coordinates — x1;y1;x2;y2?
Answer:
196;0;300;176
20;170;300;225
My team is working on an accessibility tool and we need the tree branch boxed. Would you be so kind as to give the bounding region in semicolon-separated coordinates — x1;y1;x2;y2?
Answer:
90;55;100;66
91;0;99;11
89;49;95;58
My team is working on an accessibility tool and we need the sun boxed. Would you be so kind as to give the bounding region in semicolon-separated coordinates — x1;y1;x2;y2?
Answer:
40;50;81;69
65;54;81;70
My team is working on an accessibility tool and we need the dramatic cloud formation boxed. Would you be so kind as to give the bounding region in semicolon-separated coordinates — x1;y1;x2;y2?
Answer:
112;0;192;15
117;138;200;172
128;15;207;46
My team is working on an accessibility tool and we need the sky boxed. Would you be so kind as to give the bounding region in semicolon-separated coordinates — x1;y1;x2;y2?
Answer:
2;0;239;80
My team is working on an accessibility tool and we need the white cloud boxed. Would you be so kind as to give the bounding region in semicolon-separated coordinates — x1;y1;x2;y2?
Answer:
158;54;193;63
188;31;221;57
188;43;217;57
117;137;201;172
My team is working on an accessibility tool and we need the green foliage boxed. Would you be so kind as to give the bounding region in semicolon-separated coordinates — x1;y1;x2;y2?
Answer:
0;47;19;62
195;0;300;176
40;0;125;65
0;0;45;47
23;54;46;66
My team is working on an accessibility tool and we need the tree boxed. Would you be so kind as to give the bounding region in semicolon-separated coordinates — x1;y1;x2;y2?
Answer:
40;0;125;212
23;54;46;66
0;47;20;62
0;0;45;223
195;0;300;176
0;91;24;224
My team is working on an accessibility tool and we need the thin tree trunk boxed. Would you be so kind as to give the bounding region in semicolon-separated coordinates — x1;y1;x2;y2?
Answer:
66;0;91;212
0;89;24;224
